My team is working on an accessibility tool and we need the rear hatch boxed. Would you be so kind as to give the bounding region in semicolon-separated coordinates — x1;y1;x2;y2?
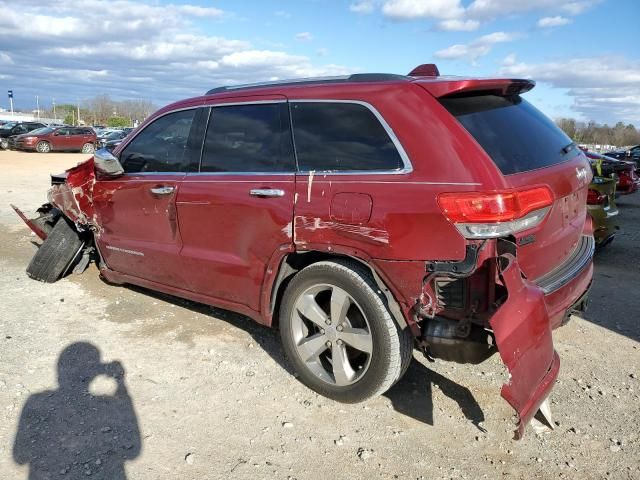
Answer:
437;92;591;281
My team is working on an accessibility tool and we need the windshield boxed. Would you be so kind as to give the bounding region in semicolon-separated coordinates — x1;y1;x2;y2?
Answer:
27;127;53;135
440;95;576;175
106;131;123;140
0;122;17;130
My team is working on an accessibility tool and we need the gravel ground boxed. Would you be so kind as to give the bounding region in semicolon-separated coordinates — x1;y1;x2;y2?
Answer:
0;150;638;480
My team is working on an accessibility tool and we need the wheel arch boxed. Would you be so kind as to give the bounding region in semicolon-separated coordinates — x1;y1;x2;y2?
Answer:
263;249;409;333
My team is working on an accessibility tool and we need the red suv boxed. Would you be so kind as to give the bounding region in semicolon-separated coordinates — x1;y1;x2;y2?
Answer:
13;126;96;153
14;65;594;439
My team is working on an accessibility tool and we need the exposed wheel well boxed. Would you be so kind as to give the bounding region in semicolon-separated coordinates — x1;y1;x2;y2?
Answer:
270;251;408;331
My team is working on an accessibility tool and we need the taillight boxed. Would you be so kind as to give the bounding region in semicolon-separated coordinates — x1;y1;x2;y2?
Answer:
437;186;553;239
587;189;606;205
618;171;633;187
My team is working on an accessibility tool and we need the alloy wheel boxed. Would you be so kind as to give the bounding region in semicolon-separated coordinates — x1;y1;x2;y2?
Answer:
290;284;373;386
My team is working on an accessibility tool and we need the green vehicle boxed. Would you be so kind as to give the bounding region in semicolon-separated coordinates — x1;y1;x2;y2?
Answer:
587;176;618;247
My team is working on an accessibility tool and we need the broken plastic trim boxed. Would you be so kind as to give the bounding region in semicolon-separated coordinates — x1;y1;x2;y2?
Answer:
490;253;559;440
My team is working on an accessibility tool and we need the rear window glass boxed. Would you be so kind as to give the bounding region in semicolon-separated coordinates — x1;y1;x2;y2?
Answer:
440;95;576;175
290;102;403;171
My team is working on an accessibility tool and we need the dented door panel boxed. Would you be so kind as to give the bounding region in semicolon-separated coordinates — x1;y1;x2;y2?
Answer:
177;174;296;312
92;174;187;287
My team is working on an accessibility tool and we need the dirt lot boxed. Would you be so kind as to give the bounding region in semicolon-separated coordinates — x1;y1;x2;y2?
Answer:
0;150;638;480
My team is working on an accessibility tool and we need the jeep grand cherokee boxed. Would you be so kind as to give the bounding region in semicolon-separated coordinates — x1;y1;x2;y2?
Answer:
14;64;594;439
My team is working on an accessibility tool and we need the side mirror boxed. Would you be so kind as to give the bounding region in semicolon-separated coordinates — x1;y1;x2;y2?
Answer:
94;148;124;179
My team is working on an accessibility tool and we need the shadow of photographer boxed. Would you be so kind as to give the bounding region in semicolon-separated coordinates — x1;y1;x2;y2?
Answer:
13;342;141;479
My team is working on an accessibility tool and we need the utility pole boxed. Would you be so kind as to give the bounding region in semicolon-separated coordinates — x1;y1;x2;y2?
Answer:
52;98;56;121
36;95;40;120
8;90;14;115
77;99;80;126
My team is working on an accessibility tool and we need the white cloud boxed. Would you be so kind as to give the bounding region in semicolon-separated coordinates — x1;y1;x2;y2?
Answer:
316;48;329;57
437;19;480;31
537;16;572;27
0;0;354;107
499;56;640;123
295;32;314;42
382;0;464;20
274;10;291;19
357;0;600;29
502;53;517;66
350;1;376;14
435;31;520;63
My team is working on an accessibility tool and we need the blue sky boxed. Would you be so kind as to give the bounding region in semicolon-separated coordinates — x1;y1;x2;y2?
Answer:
0;0;638;124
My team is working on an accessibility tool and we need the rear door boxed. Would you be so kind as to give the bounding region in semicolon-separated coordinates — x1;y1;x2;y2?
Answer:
177;97;296;312
92;108;201;287
439;94;592;280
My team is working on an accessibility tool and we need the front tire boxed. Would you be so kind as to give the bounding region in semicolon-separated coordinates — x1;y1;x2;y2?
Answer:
0;139;8;150
36;141;51;153
280;259;412;403
26;217;84;283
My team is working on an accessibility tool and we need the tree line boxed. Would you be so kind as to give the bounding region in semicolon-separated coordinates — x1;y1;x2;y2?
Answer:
39;95;157;128
555;118;640;148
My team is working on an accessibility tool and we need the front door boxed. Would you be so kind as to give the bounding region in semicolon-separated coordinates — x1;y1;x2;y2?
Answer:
177;98;296;312
51;128;73;150
93;107;202;287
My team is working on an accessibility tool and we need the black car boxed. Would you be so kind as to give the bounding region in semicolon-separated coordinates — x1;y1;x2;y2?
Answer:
605;145;640;167
0;122;46;149
96;130;128;149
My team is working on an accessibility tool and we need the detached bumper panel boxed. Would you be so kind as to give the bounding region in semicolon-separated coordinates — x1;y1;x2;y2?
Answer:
490;254;558;440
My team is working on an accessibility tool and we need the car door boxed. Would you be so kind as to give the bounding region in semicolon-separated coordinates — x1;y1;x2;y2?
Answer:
92;107;202;287
67;128;85;150
177;97;296;312
51;128;71;150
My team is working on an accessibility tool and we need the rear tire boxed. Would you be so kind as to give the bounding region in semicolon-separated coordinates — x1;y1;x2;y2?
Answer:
36;141;51;153
279;259;413;403
81;142;95;154
26;218;84;283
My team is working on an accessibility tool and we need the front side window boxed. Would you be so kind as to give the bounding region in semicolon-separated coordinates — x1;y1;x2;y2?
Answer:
290;102;404;171
120;109;197;173
200;103;294;173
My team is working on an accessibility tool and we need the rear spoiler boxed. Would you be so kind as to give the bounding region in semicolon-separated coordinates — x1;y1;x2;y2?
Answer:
417;78;535;98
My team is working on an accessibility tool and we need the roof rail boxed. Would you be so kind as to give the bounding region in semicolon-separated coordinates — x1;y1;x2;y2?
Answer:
205;73;410;95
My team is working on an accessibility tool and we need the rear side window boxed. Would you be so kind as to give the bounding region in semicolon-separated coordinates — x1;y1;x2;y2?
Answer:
290;102;403;171
120;109;197;173
440;95;575;175
200;103;294;173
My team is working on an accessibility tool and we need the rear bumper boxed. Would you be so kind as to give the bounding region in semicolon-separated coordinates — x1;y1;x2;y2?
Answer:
533;235;595;329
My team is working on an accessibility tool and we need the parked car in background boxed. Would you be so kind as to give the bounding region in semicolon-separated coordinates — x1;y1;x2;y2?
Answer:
0;121;46;149
12;126;96;153
583;149;639;195
587;176;618;247
14;65;595;439
604;146;640;169
96;130;128;149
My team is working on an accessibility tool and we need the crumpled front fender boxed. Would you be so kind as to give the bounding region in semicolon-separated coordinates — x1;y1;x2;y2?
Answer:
490;253;559;440
47;158;96;227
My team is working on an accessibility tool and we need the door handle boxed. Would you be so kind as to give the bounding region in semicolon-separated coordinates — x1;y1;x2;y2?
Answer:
150;186;175;195
249;188;285;198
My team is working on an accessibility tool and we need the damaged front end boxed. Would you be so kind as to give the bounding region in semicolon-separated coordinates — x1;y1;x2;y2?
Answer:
416;238;558;439
12;158;99;280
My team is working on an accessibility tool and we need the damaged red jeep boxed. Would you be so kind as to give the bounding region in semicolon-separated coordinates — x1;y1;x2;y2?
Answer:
14;64;594;439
